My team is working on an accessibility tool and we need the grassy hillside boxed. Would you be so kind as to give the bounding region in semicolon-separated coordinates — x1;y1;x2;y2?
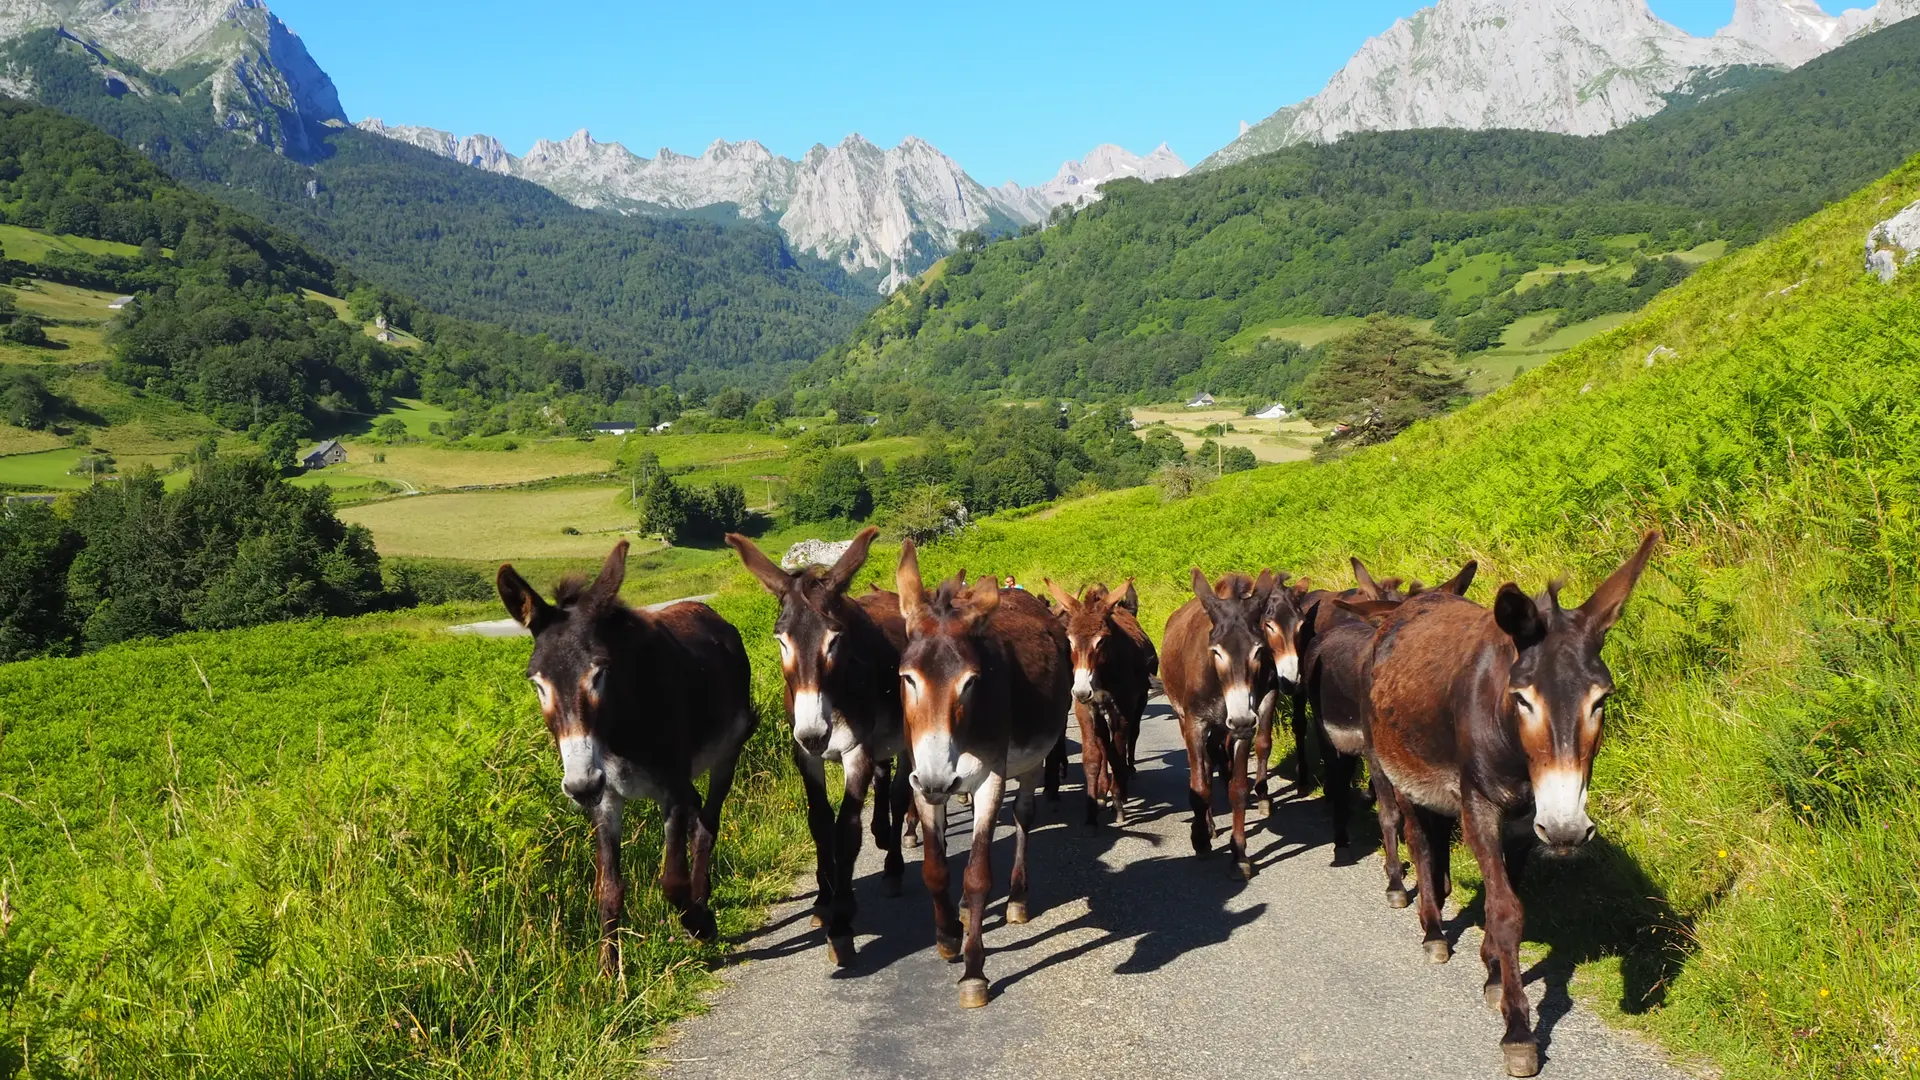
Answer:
814;16;1920;404
0;590;802;1076
870;155;1920;1077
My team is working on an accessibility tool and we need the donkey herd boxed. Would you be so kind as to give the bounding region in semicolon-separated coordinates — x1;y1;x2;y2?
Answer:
494;526;1660;1077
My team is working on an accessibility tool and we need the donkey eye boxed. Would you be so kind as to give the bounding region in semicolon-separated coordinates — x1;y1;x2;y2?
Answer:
1211;646;1227;663
529;678;550;704
901;672;920;697
776;634;794;660
957;673;978;698
1512;692;1535;713
823;631;840;656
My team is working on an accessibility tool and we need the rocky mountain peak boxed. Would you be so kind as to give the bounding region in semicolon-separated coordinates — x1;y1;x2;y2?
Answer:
1200;0;1920;170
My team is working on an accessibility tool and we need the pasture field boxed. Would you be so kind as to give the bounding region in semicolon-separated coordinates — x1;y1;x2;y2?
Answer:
1465;310;1641;390
0;222;151;262
0;280;122;368
1130;405;1322;464
338;485;648;560
894;158;1920;1079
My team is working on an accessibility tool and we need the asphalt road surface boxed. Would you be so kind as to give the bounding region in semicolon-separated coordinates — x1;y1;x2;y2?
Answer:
662;699;1687;1080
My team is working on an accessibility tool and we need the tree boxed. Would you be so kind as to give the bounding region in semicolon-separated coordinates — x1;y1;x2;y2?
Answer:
638;471;687;542
710;386;751;420
1300;316;1467;446
1223;446;1259;474
2;370;58;430
787;451;872;522
375;417;409;443
0;502;81;660
260;416;310;471
3;316;50;347
139;236;165;264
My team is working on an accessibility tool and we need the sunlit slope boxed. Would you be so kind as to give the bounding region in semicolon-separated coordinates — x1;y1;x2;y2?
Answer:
891;158;1920;1077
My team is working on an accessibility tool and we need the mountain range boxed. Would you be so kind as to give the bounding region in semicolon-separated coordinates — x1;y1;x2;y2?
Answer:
352;120;1188;290
1203;0;1920;169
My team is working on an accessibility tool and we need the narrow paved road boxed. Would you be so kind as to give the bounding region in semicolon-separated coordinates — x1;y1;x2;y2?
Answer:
663;701;1686;1080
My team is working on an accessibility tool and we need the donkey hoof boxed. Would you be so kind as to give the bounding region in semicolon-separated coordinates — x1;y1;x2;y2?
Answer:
1424;939;1452;964
1502;1041;1540;1077
955;793;972;807
901;831;920;849
1485;982;1505;1011
1113;805;1129;826
681;907;719;943
957;977;990;1009
883;875;903;899
937;934;963;961
809;909;827;929
1234;859;1255;881
1006;901;1029;925
827;935;857;968
1386;888;1411;909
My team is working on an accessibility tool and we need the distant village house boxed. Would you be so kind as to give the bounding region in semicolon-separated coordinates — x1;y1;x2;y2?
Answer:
107;296;135;310
593;421;638;436
1186;392;1216;408
1253;403;1289;421
301;439;347;470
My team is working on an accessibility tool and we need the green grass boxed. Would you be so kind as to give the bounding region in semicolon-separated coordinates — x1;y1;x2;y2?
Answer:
884;155;1920;1078
0;597;810;1077
1440;250;1514;302
1465;310;1641;391
0;222;151;262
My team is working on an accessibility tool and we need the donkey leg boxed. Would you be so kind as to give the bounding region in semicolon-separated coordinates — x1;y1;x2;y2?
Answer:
917;795;961;961
683;754;740;943
957;772;1004;1008
1006;770;1039;924
1181;716;1214;855
896;754;922;849
796;750;837;929
869;757;893;850
590;798;626;976
1290;693;1318;795
1102;697;1135;824
1323;746;1358;850
1074;699;1106;829
826;746;876;966
1399;793;1450;963
1252;705;1275;813
886;755;914;880
1043;732;1067;803
659;796;703;939
1368;755;1410;907
1228;732;1254;879
1463;793;1538;1076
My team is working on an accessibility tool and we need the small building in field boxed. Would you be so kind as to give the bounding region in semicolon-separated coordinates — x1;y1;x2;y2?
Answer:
374;330;395;342
1254;403;1289;421
651;421;674;434
108;296;135;310
1186;392;1216;408
301;439;346;470
593;421;638;436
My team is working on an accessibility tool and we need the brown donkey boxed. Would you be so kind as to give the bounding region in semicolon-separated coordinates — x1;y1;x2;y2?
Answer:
1161;569;1279;878
727;527;912;966
497;542;757;972
1291;559;1475;905
896;541;1070;1008
1248;577;1312;811
1361;532;1660;1077
1043;579;1158;827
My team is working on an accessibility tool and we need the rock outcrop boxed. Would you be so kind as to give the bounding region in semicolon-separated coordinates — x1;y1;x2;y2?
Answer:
0;0;344;155
1202;0;1920;170
1867;198;1920;282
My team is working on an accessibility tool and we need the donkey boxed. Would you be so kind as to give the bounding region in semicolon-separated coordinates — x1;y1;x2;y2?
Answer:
896;541;1070;1008
1043;579;1158;827
1282;557;1409;795
1161;569;1280;879
1248;577;1312;812
497;541;757;973
727;527;912;967
1292;560;1475;904
1359;532;1660;1077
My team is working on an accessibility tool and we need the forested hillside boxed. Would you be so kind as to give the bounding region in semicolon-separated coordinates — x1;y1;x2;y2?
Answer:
0;29;870;389
814;16;1920;401
0;98;655;434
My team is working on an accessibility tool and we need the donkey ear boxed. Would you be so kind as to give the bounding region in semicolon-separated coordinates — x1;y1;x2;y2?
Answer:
1351;556;1379;596
957;574;1001;628
1292;577;1312;598
1043;577;1078;612
1251;569;1278;614
1436;560;1478;597
823;526;880;594
725;533;792;597
1190;568;1220;614
1335;598;1399;627
1118;579;1139;615
896;540;929;626
1494;583;1548;649
1580;530;1662;634
497;563;556;635
589;541;629;605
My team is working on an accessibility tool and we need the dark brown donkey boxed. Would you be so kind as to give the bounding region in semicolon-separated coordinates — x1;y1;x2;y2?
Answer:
1289;559;1475;906
896;541;1070;1008
497;541;757;972
726;527;912;966
1161;569;1279;879
1043;579;1158;827
1248;577;1312;812
1361;532;1660;1077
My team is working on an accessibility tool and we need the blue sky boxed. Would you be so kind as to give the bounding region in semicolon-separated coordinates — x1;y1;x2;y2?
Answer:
273;0;1748;186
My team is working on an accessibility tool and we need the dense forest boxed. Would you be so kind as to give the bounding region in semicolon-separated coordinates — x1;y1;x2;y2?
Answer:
0;29;870;389
811;16;1920;401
